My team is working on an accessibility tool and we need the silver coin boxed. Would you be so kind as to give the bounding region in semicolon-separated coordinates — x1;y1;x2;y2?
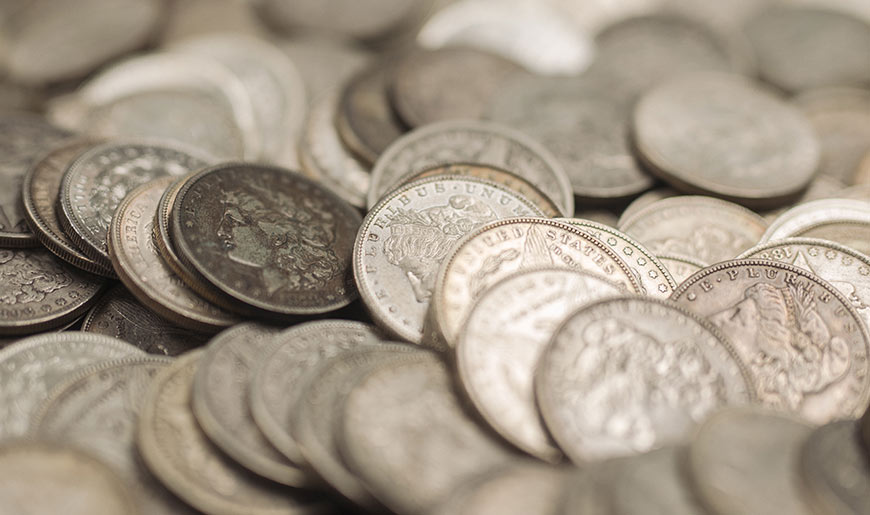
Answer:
137;350;330;515
33;357;196;515
0;332;141;439
429;218;641;349
457;267;623;462
278;36;372;107
617;188;681;228
192;323;311;487
158;0;270;45
340;355;516;515
354;175;544;344
760;198;870;255
656;254;706;285
606;446;706;515
536;296;753;463
800;420;870;514
366;119;574;216
687;407;815;515
249;320;385;467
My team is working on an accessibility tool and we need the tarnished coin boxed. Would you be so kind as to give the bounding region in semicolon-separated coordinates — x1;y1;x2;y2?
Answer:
249;320;385;467
760;198;870;255
278;36;372;107
559;218;677;297
392;163;565;218
33;357;196;515
657;254;707;285
429;218;641;348
0;332;141;439
108;178;239;333
800;420;870;514
536;296;753;463
863;406;870;462
618;196;768;265
0;247;105;336
670;259;870;423
366;119;573;215
390;47;520;128
59;141;211;269
192;323;311;487
292;346;421;509
298;90;371;208
340;355;515;515
137;351;329;515
354;175;543;343
21;140;115;277
687;408;815;515
81;285;208;356
255;0;429;40
457;267;623;462
743;5;870;93
606;447;707;515
632;72;819;207
486;73;653;201
0;441;139;514
336;62;407;166
171;164;361;318
0;113;71;248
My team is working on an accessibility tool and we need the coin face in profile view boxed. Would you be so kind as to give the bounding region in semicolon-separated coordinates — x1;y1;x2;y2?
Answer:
535;296;753;463
171;163;361;319
760;198;870;256
800;420;870;514
671;259;870;423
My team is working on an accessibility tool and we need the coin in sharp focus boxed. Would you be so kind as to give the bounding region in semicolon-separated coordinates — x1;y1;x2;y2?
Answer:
536;296;753;463
391;163;565;217
354;175;544;344
81;285;209;356
687;407;815;515
108;177;240;333
632;72;819;208
389;47;520;128
171;163;361;319
618;196;768;265
137;351;330;515
739;238;870;339
336;61;408;166
278;36;372;107
366;119;573;215
670;259;870;423
340;355;516;515
656;254;707;285
0;441;140;515
249;320;385;467
292;346;422;509
298;90;371;208
559;218;677;297
760;198;870;256
0;113;71;248
486;73;653;202
21;140;116;277
59;141;212;269
457;267;624;462
172;33;307;167
431;463;569;515
192;323;311;487
4;0;163;86
429;218;642;349
0;332;141;439
0;247;105;336
743;5;870;94
33;357;198;515
795;88;870;185
800;420;870;514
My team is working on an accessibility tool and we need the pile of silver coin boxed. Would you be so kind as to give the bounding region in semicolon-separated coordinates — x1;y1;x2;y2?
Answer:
1;0;870;513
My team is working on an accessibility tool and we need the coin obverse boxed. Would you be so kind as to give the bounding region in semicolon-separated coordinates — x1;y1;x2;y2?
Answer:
670;259;870;423
354;175;544;344
171;163;361;318
632;72;819;207
536;296;753;463
0;441;140;515
657;254;707;285
800;420;870;514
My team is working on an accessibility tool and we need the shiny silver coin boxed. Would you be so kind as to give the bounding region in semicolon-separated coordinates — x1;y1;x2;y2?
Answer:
800;420;870;514
760;198;870;256
656;254;707;285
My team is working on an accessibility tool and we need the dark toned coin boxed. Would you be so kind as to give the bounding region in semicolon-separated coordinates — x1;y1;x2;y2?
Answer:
171;164;361;318
0;247;105;336
21;140;115;277
81;285;207;356
59;141;212;269
0;112;71;248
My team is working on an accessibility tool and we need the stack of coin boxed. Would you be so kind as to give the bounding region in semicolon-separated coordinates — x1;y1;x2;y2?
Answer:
0;0;869;513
